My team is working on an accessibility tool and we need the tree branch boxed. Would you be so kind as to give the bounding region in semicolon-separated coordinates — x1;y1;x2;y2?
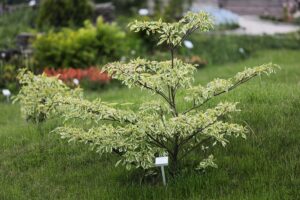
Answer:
178;137;212;161
54;99;136;124
179;119;218;147
145;132;173;156
136;80;172;106
183;74;257;114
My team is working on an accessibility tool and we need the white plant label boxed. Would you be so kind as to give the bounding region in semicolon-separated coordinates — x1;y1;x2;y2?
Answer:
73;78;79;85
138;8;149;16
155;156;168;166
155;156;168;186
184;40;194;49
2;89;11;97
29;0;36;7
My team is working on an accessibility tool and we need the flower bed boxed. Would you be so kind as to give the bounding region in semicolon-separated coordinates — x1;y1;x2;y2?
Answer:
43;67;111;86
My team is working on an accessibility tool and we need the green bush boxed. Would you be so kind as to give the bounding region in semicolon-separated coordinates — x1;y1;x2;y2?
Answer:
0;64;19;91
36;0;93;28
33;17;126;69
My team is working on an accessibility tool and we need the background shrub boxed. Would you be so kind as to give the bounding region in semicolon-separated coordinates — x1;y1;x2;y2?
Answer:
294;17;300;25
0;64;19;91
36;0;93;29
33;17;126;69
0;7;35;49
163;0;193;20
180;32;300;65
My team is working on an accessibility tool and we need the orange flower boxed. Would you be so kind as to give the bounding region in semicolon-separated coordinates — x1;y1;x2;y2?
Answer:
43;67;111;85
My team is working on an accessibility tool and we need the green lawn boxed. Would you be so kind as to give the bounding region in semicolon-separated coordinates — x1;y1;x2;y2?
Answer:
1;50;300;200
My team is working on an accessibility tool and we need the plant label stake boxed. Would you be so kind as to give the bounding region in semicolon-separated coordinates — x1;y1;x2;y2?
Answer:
183;40;194;49
73;78;79;86
2;89;11;102
138;8;149;16
155;156;168;186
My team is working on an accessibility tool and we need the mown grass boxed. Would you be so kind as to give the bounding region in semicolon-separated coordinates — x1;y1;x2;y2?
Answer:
1;50;300;200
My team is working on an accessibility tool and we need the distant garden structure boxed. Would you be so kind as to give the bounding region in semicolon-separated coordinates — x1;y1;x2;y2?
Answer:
145;0;300;20
218;0;299;19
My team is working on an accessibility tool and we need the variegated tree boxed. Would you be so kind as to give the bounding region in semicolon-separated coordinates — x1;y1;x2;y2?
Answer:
16;12;278;175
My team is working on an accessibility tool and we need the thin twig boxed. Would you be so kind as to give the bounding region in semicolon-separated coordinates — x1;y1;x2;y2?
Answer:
183;74;257;114
178;137;211;161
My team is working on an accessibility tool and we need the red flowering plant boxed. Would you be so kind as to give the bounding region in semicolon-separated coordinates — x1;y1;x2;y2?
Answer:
43;67;111;88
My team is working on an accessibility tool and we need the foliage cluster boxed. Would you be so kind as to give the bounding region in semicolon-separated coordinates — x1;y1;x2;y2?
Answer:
16;12;278;175
14;69;83;123
36;0;93;29
33;18;126;69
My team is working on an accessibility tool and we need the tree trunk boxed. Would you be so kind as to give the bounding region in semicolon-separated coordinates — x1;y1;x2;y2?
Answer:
169;141;180;176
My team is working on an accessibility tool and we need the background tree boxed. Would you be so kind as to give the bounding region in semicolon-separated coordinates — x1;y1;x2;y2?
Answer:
36;0;93;28
93;0;145;15
162;0;193;20
16;12;278;176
